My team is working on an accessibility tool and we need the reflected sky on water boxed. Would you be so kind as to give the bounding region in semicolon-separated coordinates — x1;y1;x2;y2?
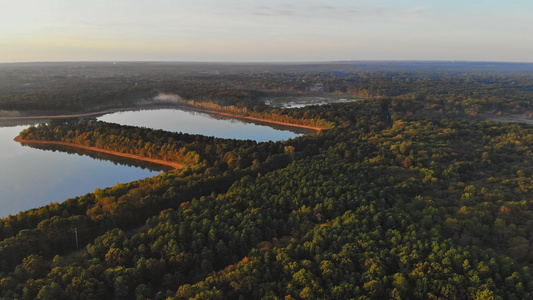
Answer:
97;108;306;142
0;125;161;218
0;108;307;217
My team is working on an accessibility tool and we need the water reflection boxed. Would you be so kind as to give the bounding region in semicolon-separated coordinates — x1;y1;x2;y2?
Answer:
20;143;173;172
97;108;308;142
0;107;309;217
0;125;161;218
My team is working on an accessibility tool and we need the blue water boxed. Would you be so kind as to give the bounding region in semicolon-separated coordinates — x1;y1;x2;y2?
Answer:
0;125;162;217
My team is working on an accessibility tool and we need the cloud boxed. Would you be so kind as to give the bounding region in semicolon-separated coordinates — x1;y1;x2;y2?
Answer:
244;2;426;23
251;3;351;18
253;4;296;16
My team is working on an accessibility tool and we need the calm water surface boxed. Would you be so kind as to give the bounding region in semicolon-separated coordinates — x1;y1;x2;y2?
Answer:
1;108;307;217
0;125;162;217
97;108;306;142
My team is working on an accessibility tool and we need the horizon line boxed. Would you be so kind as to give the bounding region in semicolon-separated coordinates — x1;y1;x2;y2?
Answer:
2;59;533;65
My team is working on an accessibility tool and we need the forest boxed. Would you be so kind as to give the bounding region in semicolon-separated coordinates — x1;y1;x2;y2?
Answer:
2;61;533;118
2;62;533;299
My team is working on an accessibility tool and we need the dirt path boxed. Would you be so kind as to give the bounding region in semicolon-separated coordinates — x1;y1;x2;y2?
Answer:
14;136;184;169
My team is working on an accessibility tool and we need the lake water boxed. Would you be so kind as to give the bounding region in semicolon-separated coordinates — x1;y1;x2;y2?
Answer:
0;108;307;217
97;108;307;142
0;125;162;218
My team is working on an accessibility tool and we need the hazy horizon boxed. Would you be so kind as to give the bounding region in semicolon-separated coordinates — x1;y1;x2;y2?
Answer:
3;60;533;65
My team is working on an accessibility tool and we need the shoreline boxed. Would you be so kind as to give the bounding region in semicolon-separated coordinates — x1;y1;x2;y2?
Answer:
0;108;122;120
183;106;323;132
0;104;324;132
14;136;184;170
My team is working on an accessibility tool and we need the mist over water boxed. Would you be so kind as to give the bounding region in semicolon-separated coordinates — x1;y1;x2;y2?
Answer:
135;93;182;106
0;110;22;117
152;93;182;103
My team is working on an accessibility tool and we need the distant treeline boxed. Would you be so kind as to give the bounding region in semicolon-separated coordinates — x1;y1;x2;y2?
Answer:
2;63;533;119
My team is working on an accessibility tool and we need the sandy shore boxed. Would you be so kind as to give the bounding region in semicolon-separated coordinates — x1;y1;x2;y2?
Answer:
14;136;184;169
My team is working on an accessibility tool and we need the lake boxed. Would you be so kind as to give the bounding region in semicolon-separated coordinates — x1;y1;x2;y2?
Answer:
0;125;163;217
0;108;307;217
97;108;307;142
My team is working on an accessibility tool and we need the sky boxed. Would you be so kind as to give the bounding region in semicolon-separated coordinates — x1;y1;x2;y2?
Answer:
1;0;533;63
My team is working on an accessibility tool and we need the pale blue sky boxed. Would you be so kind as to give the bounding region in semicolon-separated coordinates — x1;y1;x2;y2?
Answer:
1;0;532;62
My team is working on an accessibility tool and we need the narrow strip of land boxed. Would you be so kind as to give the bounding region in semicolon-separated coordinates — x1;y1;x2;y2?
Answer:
1;105;324;132
14;136;184;169
0;109;120;120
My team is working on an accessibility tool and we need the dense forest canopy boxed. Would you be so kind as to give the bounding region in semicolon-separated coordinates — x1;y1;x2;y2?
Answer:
2;62;533;299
